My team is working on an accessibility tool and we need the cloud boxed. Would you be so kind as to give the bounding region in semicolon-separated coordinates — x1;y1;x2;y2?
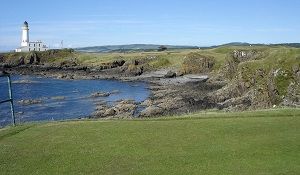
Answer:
254;28;296;32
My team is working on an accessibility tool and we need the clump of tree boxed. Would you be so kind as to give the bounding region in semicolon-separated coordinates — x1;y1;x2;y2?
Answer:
158;45;167;52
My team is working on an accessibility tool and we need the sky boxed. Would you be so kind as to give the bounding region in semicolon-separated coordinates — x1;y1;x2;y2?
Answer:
0;0;299;51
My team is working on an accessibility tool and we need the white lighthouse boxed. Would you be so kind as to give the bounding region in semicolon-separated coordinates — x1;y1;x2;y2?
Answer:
21;21;29;47
15;21;48;52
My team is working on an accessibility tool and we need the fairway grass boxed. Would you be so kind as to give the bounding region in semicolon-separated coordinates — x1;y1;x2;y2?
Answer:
0;108;300;174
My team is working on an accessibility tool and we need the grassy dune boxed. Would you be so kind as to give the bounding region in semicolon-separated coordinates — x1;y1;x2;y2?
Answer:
0;108;299;175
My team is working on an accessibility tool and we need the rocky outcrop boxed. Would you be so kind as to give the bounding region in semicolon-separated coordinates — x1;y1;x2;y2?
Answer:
140;106;164;117
51;96;66;101
90;80;224;119
282;82;300;107
18;99;43;106
121;60;144;76
231;49;267;63
140;99;153;107
219;50;267;80
60;59;78;67
0;49;75;67
217;90;252;111
209;57;300;111
292;65;300;82
113;100;137;118
112;60;126;67
90;92;111;98
232;50;265;62
164;71;176;78
24;52;40;65
17;56;25;66
96;59;126;70
181;53;215;74
138;82;222;117
93;100;137;119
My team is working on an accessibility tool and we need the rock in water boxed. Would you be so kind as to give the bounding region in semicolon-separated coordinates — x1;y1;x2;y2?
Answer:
18;99;43;106
90;92;111;98
51;96;66;101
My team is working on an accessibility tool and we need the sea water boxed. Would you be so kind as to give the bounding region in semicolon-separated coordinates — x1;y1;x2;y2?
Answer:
0;75;149;127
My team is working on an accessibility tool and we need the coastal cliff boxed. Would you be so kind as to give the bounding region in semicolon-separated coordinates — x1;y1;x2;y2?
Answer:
1;46;299;118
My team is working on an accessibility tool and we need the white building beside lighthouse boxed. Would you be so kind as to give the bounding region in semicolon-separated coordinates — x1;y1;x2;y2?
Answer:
15;21;48;52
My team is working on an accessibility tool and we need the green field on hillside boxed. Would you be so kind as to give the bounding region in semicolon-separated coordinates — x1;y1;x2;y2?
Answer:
0;108;299;175
74;46;300;68
3;46;299;73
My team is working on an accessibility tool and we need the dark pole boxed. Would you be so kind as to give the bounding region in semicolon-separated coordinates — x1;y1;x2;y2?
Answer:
7;75;16;126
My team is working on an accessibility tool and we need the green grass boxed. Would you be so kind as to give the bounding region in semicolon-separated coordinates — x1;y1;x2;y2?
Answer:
236;47;300;97
148;57;171;69
73;46;300;75
1;108;300;175
75;50;195;68
4;46;299;80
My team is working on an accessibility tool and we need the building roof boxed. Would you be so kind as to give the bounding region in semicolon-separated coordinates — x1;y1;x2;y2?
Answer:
23;21;28;27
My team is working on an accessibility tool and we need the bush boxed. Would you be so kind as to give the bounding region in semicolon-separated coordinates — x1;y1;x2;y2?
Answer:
158;45;167;52
181;53;215;74
148;57;170;69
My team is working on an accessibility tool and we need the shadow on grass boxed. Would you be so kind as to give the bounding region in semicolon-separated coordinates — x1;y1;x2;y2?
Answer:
0;124;35;141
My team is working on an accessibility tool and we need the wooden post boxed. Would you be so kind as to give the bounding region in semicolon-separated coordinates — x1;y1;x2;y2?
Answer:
7;75;16;126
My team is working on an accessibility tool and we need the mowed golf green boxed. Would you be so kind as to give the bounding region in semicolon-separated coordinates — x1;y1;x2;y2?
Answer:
0;109;299;175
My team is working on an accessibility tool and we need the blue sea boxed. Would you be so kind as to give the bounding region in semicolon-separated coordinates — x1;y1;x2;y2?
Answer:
0;75;149;127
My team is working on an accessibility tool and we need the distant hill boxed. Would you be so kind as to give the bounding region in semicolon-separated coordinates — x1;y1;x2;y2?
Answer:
269;43;300;48
75;44;199;53
75;43;300;53
200;42;300;49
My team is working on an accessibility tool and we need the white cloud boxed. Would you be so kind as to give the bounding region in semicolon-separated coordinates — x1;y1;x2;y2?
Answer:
254;28;296;32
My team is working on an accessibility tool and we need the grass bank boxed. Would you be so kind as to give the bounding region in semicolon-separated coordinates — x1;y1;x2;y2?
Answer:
0;108;299;174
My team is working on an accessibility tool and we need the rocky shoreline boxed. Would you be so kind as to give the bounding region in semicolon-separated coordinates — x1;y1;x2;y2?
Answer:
2;47;299;118
1;65;224;118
